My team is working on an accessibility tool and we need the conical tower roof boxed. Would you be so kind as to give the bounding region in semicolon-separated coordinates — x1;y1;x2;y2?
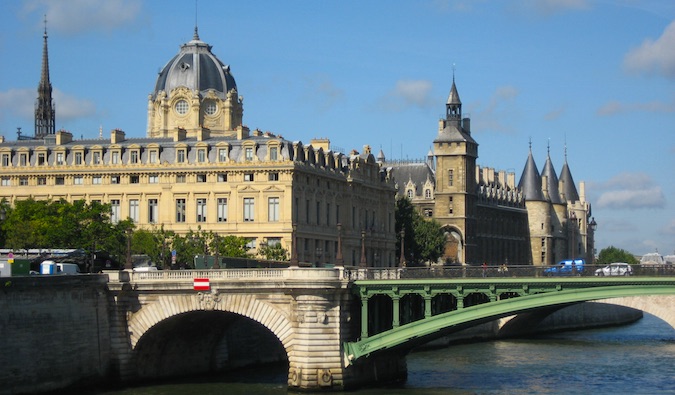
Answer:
559;160;579;203
542;151;563;204
518;148;545;201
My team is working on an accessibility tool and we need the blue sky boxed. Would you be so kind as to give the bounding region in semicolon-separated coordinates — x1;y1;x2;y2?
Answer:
0;0;673;257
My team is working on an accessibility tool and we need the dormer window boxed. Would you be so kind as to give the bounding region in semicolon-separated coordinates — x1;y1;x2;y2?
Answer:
407;189;413;199
175;99;189;115
204;100;217;115
245;147;253;161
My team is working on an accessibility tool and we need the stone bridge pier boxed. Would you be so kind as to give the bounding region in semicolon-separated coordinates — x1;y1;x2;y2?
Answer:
106;268;405;391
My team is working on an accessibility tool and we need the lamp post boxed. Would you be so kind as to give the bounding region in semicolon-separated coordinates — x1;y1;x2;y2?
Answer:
290;223;299;267
316;246;323;266
126;228;132;270
399;229;406;268
213;233;220;269
335;223;344;266
359;230;367;267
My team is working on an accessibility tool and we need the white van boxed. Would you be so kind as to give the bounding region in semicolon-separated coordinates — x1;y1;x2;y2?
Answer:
56;262;81;274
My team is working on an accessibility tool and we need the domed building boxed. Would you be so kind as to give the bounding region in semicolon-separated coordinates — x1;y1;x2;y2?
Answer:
0;27;397;267
147;28;243;138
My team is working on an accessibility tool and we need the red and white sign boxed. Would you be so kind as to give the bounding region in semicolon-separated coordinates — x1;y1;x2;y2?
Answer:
193;278;210;291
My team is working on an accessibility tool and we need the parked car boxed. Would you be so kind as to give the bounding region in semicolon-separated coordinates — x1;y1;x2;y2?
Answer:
544;259;585;276
595;262;633;276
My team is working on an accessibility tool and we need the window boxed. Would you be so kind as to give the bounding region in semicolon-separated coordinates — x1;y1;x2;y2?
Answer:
449;196;453;214
269;147;278;161
245;238;257;249
407;189;413;199
130;175;140;184
177;149;185;163
129;199;139;223
196;173;207;183
326;203;331;226
149;150;157;164
38;153;46;166
74;176;83;185
38;177;46;185
424;208;433;217
148;199;158;223
268;172;279;181
197;149;206;163
176;199;186;223
92;176;102;185
217;173;227;182
316;202;321;225
425;189;431;199
19;153;27;166
75;152;83;165
149;174;158;184
218;148;228;162
130;151;139;164
176;174;186;183
19;177;28;186
196;198;207;222
244;173;254;182
1;154;9;167
111;175;121;184
0;177;9;186
93;152;101;165
56;152;64;165
448;169;454;186
217;198;228;222
175;99;189;115
55;177;65;185
112;152;119;164
243;198;255;222
268;197;279;222
306;200;311;224
245;147;253;161
111;200;120;223
205;100;217;115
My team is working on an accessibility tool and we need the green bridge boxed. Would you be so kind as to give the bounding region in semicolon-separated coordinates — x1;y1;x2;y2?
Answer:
343;276;675;365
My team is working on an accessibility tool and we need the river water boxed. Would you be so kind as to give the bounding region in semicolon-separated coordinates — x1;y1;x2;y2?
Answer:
95;314;675;395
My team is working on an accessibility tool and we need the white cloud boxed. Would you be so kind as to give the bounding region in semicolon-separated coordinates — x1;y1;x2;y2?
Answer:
662;219;675;235
468;85;520;134
624;20;675;79
300;75;344;113
595;172;666;209
21;0;142;35
376;80;435;112
53;89;97;121
0;88;35;121
597;99;675;116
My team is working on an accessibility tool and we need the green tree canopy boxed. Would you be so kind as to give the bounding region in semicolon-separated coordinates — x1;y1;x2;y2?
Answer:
395;198;446;266
596;246;638;265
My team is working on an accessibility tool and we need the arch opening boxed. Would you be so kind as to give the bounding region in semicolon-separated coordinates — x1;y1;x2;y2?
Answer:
133;310;288;380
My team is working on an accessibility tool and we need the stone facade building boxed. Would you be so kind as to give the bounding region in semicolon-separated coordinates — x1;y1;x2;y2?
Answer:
0;28;397;267
386;78;596;266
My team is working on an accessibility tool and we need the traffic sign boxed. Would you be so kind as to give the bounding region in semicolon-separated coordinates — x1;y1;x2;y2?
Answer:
193;278;210;291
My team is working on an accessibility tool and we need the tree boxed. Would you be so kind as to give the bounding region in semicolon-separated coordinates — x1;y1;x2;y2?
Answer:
597;246;638;265
259;242;289;261
395;198;446;265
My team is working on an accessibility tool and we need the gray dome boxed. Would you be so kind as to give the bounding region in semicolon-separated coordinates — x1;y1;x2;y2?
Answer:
153;28;236;100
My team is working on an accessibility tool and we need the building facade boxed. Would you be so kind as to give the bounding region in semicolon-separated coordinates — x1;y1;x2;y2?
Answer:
0;28;397;267
387;79;595;266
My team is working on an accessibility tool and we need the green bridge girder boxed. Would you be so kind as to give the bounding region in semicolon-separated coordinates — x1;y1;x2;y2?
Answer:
343;277;675;365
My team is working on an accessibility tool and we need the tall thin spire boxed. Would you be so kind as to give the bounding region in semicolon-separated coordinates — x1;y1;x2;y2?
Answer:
35;14;55;138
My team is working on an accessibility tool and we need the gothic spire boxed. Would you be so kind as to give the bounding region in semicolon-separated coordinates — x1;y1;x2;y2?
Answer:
35;15;55;138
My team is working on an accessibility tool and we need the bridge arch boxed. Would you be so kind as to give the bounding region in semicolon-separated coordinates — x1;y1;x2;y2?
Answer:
127;291;294;351
599;295;675;329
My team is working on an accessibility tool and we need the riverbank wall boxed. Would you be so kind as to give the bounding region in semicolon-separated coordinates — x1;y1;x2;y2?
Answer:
0;275;111;395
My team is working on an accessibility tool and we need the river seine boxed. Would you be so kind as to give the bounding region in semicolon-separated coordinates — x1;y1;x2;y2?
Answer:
95;314;675;395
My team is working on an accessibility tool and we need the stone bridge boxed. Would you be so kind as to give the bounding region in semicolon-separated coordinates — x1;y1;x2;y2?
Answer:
105;268;675;391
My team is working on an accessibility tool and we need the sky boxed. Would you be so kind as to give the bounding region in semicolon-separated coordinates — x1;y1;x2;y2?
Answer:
0;0;673;257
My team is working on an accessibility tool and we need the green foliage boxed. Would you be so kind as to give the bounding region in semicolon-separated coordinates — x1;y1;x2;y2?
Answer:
395;198;446;265
259;242;289;261
596;246;638;265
